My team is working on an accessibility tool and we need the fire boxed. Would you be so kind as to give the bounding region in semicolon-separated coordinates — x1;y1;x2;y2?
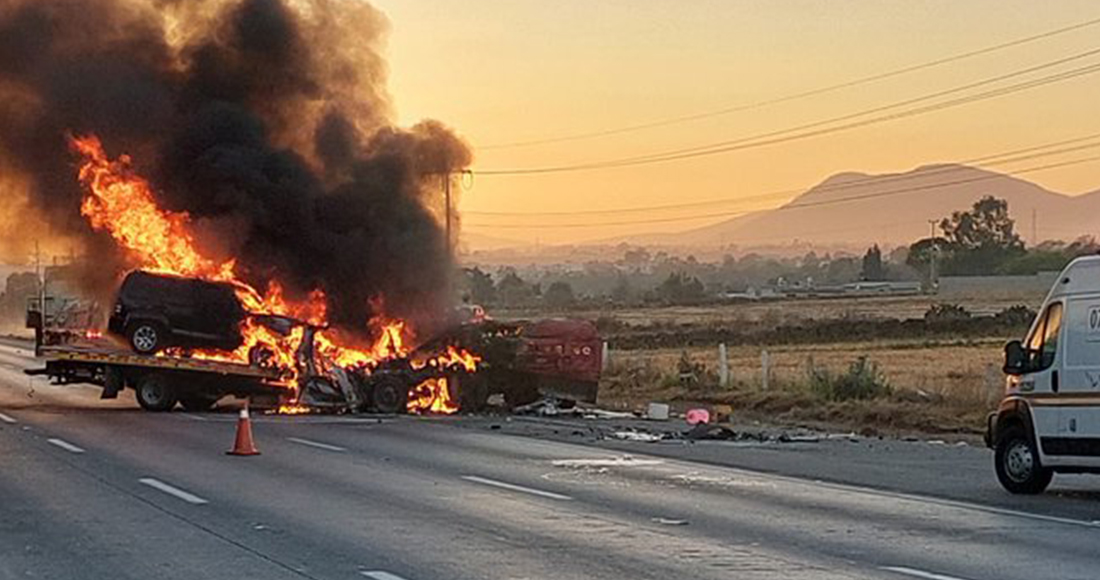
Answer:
275;404;311;415
71;135;235;281
407;377;458;414
70;134;475;415
405;347;479;414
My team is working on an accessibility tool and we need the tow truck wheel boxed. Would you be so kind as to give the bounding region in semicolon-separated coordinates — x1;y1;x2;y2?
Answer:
127;321;165;354
135;374;177;412
995;426;1053;494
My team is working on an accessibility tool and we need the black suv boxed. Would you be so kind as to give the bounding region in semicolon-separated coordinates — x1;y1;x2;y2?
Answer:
107;271;245;354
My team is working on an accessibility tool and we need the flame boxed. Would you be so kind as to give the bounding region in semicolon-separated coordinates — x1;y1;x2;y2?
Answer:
70;134;468;414
71;135;235;281
407;377;458;414
405;347;479;414
276;404;311;415
316;319;409;368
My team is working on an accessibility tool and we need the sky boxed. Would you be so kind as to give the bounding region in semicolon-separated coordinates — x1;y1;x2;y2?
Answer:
370;0;1100;246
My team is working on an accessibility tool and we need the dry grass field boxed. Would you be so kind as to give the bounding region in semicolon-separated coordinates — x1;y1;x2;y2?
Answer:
498;290;1047;435
596;338;1005;435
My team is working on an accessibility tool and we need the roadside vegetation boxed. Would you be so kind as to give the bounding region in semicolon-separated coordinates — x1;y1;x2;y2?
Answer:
597;336;1003;436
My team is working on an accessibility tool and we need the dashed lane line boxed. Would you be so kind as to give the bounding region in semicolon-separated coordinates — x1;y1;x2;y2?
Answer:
360;572;410;580
461;475;572;501
882;566;974;580
287;437;347;452
47;438;85;454
139;477;209;505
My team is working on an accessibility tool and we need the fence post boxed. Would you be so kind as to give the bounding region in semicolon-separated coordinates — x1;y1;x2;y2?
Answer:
718;343;729;387
761;349;770;391
601;341;610;372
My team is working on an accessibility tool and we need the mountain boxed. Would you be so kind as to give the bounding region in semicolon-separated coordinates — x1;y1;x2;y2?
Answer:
671;164;1100;250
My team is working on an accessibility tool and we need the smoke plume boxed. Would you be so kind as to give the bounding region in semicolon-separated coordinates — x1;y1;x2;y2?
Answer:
0;0;472;336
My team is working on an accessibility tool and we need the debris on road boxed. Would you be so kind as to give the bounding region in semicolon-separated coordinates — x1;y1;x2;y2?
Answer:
611;430;668;443
514;396;635;419
685;408;711;425
551;456;664;468
646;402;670;420
651;517;688;526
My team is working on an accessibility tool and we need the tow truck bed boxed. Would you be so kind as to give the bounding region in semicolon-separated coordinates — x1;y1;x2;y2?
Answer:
34;344;282;378
26;340;289;412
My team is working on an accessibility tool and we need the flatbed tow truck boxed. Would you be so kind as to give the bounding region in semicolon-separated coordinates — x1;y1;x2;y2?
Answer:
23;313;603;414
25;338;292;412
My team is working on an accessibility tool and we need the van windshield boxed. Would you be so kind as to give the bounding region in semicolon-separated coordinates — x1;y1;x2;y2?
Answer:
1025;302;1063;370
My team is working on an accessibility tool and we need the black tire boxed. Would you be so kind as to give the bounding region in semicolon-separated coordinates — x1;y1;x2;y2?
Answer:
178;394;220;412
127;321;166;354
135;374;177;412
371;376;408;414
995;426;1053;494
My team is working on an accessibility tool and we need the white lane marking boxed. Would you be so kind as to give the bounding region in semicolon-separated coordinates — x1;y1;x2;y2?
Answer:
882;566;973;580
286;437;346;452
138;478;209;505
180;413;209;421
461;475;572;501
47;438;85;453
360;572;410;580
0;411;16;424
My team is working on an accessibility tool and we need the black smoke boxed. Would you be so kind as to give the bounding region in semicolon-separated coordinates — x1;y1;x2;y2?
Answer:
0;0;472;337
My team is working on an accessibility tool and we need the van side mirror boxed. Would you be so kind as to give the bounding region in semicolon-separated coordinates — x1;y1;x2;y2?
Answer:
1003;340;1028;375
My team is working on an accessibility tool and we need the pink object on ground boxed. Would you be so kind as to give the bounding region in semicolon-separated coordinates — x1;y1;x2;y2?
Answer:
685;408;710;425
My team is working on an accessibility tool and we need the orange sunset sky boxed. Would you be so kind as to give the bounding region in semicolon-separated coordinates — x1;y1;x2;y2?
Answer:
373;1;1100;245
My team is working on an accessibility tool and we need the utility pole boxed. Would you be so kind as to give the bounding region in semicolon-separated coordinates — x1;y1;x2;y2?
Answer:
443;172;452;256
927;220;939;290
33;240;45;356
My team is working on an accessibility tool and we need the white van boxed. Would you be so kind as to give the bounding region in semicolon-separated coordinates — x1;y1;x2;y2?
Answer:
987;255;1100;493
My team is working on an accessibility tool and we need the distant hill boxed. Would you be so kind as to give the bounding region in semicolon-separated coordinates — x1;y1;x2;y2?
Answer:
664;164;1100;250
458;230;529;253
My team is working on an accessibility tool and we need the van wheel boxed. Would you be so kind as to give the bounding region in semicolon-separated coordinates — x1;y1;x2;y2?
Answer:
995;426;1053;494
135;374;177;412
127;321;165;354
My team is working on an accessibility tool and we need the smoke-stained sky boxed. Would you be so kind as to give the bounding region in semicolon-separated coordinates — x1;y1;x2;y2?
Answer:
0;0;471;335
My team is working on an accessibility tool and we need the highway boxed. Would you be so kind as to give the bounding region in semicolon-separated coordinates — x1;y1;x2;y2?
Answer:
1;341;1098;580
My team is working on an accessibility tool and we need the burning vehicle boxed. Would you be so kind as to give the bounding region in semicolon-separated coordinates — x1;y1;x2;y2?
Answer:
5;0;602;415
30;271;602;414
108;270;246;354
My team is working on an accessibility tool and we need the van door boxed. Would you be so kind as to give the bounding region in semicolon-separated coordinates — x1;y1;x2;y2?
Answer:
1052;296;1100;462
1021;301;1063;451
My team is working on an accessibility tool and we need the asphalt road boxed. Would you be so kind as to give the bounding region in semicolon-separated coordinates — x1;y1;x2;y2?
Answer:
2;342;1099;580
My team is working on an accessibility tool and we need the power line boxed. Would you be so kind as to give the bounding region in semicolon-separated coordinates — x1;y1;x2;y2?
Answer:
464;153;1100;229
477;50;1100;175
479;15;1100;150
464;131;1100;216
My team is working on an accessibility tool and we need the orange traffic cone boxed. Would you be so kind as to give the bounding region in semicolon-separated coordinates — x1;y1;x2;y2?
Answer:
227;405;260;456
